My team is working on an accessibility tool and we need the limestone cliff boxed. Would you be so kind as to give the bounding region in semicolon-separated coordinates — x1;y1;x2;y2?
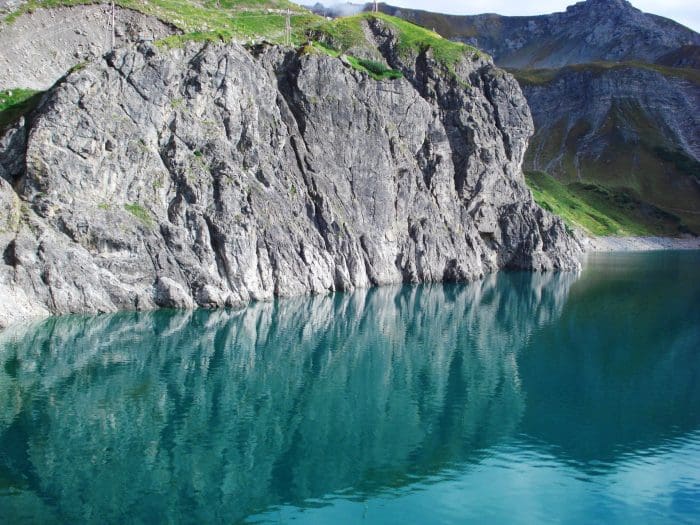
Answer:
0;21;580;327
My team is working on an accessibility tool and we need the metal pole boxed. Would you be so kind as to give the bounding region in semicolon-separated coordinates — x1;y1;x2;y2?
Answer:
285;8;291;46
111;1;115;49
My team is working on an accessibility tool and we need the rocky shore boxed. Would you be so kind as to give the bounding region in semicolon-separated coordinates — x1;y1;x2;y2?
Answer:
585;235;700;252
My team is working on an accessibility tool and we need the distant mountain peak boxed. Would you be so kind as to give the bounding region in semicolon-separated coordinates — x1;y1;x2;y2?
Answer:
575;0;632;8
567;0;636;15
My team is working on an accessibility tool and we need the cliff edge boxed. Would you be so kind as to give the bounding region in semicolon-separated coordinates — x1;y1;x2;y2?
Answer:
0;16;581;327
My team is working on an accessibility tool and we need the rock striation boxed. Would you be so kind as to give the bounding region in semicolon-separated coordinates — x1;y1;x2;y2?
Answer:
0;19;580;328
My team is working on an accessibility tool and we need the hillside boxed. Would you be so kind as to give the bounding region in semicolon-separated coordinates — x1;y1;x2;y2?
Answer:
380;0;699;69
369;0;700;236
516;63;700;232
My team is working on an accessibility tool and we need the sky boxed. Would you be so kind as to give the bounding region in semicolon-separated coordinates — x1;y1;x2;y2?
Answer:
369;1;700;32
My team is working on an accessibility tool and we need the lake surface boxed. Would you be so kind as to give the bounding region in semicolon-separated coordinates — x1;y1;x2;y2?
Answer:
1;251;699;524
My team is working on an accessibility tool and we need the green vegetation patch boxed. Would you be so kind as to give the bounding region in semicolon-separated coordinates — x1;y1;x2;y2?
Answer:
526;170;624;236
312;13;479;70
0;88;42;131
373;13;479;67
345;56;403;80
124;202;154;227
310;14;368;52
7;0;317;46
525;171;685;236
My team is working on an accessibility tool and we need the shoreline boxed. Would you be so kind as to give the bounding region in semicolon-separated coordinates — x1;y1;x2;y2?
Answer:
584;235;700;252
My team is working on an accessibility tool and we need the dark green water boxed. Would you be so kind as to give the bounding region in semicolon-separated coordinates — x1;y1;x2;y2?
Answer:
1;251;699;524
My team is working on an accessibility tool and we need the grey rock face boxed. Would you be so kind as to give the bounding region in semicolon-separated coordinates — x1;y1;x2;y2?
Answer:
524;66;700;170
0;29;580;328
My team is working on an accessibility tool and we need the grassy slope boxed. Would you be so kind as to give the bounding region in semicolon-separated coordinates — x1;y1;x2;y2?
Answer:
524;95;700;234
0;88;42;131
525;171;687;236
1;4;481;130
5;2;478;63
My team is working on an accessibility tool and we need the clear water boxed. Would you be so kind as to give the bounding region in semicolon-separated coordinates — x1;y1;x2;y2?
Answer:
1;251;699;524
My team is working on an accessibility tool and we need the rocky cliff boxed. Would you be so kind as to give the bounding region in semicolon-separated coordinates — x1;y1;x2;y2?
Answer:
0;18;580;327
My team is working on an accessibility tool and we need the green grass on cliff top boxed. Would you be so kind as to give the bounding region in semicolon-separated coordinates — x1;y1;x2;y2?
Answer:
312;13;480;66
5;2;478;69
0;88;42;131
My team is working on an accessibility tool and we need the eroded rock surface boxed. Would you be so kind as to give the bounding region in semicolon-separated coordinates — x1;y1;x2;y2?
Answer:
0;24;581;327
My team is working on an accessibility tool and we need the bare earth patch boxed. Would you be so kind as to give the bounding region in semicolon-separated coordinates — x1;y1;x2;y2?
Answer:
0;5;176;90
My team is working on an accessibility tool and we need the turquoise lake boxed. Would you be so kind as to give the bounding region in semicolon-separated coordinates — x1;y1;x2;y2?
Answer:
0;251;699;523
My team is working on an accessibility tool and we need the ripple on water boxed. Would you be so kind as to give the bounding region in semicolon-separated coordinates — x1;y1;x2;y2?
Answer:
0;252;699;523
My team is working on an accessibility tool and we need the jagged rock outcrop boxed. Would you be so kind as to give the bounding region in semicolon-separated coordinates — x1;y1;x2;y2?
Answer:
0;21;580;328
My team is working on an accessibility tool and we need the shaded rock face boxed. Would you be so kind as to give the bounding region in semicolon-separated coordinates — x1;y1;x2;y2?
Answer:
521;66;700;232
0;29;580;328
381;0;700;68
524;67;700;167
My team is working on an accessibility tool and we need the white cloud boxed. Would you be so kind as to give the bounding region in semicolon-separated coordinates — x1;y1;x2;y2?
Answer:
383;0;700;32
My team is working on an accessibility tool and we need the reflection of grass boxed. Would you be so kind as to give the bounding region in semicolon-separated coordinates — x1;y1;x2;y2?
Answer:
0;88;42;130
525;171;686;236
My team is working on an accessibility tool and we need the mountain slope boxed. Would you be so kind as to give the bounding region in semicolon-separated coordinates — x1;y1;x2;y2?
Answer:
381;0;700;69
517;63;700;232
373;0;700;235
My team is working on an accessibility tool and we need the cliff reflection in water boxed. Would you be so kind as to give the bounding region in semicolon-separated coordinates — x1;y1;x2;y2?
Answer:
0;271;572;522
1;254;699;523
